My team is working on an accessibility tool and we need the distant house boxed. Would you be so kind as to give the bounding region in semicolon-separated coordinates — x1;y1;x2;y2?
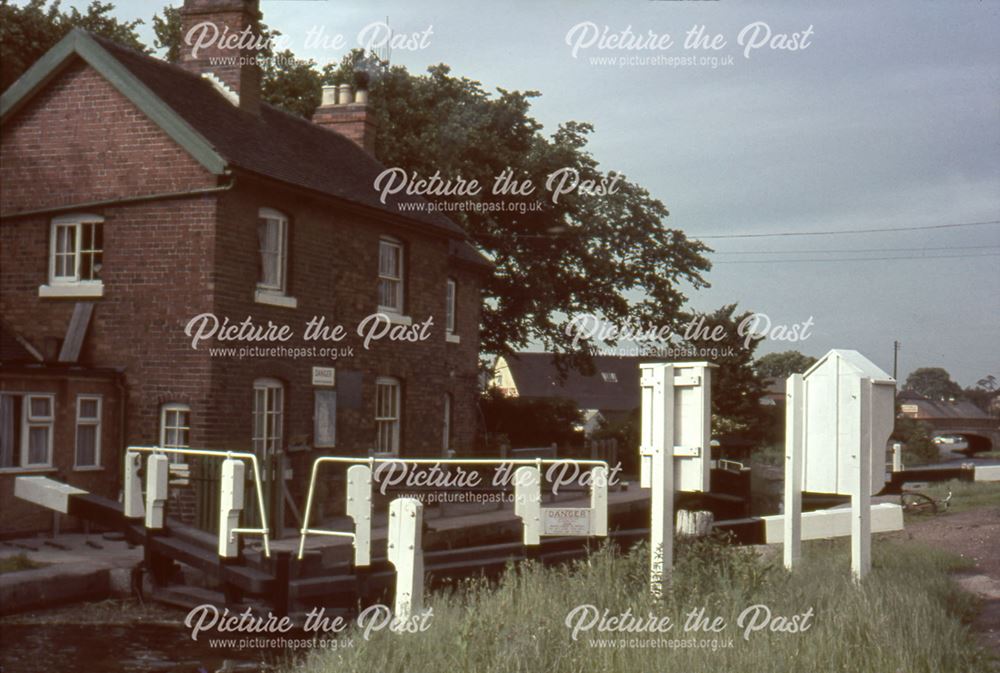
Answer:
491;353;646;434
0;0;490;535
897;390;999;453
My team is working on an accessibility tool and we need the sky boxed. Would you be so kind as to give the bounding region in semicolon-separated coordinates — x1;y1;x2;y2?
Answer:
19;0;1000;386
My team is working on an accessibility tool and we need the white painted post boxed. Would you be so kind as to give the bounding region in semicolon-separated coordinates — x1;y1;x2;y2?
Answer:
514;466;541;545
144;454;169;529
892;442;903;473
784;373;804;569
346;464;372;566
852;378;873;581
387;498;424;620
590;465;608;537
123;450;144;519
640;363;675;597
218;458;246;558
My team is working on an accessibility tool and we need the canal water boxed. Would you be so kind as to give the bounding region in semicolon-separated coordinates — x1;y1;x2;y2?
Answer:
0;622;297;672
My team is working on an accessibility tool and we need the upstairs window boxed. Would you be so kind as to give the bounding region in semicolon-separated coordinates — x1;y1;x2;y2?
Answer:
257;208;288;289
41;214;104;297
600;372;618;383
378;237;404;314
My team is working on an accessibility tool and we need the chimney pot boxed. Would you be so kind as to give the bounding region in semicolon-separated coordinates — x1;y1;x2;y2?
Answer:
337;84;353;105
321;85;338;106
355;88;369;105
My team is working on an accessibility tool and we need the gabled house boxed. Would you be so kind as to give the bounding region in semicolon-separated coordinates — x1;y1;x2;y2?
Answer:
0;0;489;535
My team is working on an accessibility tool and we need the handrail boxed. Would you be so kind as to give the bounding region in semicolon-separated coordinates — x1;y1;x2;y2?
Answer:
125;446;271;557
297;455;610;559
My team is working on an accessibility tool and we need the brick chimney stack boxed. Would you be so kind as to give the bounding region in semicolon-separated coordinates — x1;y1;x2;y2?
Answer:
312;83;377;155
179;0;262;114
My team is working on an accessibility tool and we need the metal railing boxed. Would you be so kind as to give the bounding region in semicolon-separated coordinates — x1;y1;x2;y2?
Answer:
297;455;610;560
125;446;271;557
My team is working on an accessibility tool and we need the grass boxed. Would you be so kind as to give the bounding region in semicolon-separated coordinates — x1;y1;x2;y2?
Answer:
0;553;48;574
906;479;1000;514
284;535;996;673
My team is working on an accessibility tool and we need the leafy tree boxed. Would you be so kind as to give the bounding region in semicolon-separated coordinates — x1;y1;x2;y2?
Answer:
478;389;583;449
755;350;817;380
892;414;938;466
150;4;180;63
321;51;710;359
680;304;767;442
1;0;146;92
965;374;999;416
904;367;963;401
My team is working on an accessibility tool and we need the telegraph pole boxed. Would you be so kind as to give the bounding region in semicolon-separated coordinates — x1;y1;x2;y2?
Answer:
892;340;900;381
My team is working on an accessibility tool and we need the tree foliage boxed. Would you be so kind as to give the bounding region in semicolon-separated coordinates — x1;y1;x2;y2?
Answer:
755;350;817;380
479;389;583;449
1;0;146;92
681;304;767;442
904;367;963;401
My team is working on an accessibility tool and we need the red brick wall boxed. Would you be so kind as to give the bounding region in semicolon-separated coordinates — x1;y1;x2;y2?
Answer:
203;177;482;463
0;58;215;214
0;373;122;536
1;57;485;533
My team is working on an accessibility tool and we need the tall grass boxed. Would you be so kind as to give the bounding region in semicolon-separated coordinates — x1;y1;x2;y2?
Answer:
285;535;996;673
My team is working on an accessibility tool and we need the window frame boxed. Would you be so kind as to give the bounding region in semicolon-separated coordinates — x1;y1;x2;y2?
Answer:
377;237;405;315
252;378;285;458
445;278;457;335
256;207;291;294
374;376;401;456
160;403;191;464
74;395;102;469
21;394;55;468
442;392;452;454
41;214;105;298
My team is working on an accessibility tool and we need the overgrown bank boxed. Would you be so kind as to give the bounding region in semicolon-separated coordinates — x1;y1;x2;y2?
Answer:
286;535;996;673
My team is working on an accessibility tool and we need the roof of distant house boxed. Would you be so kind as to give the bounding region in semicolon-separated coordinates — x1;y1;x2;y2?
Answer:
499;353;652;412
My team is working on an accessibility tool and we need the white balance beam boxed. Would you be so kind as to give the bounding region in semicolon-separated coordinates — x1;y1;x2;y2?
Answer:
14;476;87;514
763;503;903;544
975;465;1000;482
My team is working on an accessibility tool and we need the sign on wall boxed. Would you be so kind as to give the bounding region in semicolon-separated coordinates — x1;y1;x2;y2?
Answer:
312;366;336;387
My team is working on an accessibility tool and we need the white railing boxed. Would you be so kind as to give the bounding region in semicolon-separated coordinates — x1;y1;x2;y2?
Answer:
297;455;610;561
124;446;271;557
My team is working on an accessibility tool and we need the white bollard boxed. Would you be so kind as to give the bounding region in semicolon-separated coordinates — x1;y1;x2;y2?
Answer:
124;450;144;519
852;379;873;581
514;466;541;545
387;498;424;620
590;465;608;537
784;373;804;569
145;454;169;529
640;363;675;598
218;458;246;558
892;442;903;473
346;464;372;566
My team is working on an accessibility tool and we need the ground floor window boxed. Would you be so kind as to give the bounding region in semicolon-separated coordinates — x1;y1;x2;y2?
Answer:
442;393;452;453
160;403;191;463
375;377;401;455
75;395;102;468
0;393;54;468
253;379;284;458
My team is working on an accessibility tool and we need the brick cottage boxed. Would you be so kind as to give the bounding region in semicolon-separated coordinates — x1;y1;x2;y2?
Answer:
0;0;489;536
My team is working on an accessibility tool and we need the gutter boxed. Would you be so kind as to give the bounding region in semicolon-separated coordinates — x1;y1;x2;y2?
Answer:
0;175;236;221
